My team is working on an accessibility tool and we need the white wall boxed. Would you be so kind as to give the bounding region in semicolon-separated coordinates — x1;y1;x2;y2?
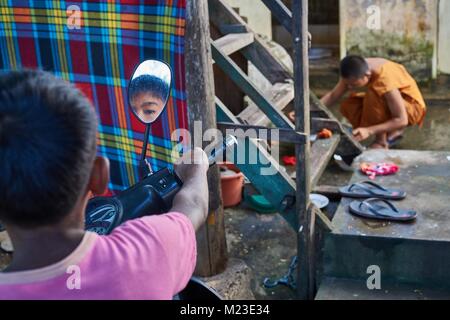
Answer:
438;0;450;74
224;0;272;39
339;0;438;79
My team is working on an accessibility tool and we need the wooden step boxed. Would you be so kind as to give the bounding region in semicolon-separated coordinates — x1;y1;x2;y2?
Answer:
209;0;292;84
211;42;293;129
212;32;254;56
310;135;340;187
310;93;364;158
284;135;340;187
237;82;294;125
316;277;450;300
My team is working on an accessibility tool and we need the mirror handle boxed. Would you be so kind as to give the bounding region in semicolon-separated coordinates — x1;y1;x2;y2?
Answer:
139;158;153;179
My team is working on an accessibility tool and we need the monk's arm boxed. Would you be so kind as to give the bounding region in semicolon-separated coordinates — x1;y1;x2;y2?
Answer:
354;89;409;141
320;80;347;107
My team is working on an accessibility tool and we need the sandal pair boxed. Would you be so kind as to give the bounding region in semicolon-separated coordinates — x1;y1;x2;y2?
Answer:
339;181;416;222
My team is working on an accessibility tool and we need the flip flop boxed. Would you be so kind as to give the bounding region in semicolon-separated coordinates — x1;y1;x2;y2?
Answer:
349;198;417;222
339;181;406;200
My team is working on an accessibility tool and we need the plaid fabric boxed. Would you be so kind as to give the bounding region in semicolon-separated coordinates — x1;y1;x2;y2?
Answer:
0;0;187;193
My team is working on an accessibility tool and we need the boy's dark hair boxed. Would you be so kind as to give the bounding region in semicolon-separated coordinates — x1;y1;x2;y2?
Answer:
0;70;98;228
128;74;169;103
340;55;369;79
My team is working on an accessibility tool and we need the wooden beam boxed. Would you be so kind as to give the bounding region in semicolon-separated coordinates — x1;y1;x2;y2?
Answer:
211;42;294;130
311;118;342;133
208;0;292;84
310;92;364;157
216;98;299;230
219;24;247;34
312;205;333;232
216;122;307;145
238;82;294;126
185;0;227;277
213;33;254;56
261;0;293;34
292;0;313;300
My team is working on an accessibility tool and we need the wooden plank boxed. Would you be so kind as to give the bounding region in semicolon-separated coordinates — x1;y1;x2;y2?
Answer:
312;205;333;232
261;0;293;34
311;117;342;132
284;136;340;186
211;23;248;116
310;93;364;157
217;122;307;145
292;0;313;300
241;41;292;84
310;135;340;188
219;24;247;34
208;0;292;84
213;33;254;56
185;0;227;277
211;42;294;130
216;98;299;231
238;82;294;126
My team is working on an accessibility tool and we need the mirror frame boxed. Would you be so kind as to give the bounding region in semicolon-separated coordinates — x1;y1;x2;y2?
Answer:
127;59;173;125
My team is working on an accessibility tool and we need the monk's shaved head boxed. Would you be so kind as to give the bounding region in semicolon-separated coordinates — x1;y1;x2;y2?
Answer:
340;55;369;79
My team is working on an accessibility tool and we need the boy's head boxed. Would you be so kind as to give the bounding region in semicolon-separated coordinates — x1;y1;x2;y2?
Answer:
128;74;169;123
0;70;109;229
340;55;371;89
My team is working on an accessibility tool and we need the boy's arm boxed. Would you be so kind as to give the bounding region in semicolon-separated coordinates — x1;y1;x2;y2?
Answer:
171;148;209;231
320;79;347;108
353;89;409;141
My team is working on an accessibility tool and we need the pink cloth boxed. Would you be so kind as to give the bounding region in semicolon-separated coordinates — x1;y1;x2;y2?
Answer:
0;212;196;300
360;162;399;180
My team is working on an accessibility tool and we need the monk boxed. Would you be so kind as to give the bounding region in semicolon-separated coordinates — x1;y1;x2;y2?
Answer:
291;56;427;149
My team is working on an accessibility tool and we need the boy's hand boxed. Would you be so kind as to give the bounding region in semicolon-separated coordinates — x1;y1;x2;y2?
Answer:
353;127;372;141
172;147;209;231
174;147;209;182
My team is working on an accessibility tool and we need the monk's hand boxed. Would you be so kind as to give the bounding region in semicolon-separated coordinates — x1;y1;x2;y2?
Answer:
353;127;372;142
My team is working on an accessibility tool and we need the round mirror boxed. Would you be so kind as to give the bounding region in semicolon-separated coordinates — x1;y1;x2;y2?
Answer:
128;60;172;124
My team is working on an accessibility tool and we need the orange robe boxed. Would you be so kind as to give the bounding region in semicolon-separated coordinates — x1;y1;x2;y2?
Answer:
340;60;426;129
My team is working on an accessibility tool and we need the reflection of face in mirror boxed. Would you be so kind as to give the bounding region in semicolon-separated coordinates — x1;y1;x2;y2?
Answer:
128;60;171;124
129;75;169;123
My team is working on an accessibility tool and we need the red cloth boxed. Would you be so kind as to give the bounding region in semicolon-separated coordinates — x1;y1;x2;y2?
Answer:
282;156;297;166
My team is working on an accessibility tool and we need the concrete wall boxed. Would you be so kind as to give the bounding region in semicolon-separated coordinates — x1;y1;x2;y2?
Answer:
340;0;438;80
438;0;450;74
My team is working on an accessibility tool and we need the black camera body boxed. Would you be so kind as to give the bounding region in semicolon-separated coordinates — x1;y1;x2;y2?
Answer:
85;168;183;235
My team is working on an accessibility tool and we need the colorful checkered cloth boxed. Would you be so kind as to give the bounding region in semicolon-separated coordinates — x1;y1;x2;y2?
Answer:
0;0;187;193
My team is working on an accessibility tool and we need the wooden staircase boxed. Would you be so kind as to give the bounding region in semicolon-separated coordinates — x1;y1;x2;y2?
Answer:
209;0;363;222
207;0;363;298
